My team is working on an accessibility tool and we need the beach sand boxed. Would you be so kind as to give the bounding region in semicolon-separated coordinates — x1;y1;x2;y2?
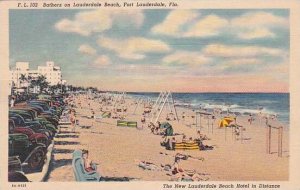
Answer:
45;94;289;181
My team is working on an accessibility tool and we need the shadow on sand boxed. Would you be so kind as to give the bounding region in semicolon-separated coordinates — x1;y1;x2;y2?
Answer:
54;141;80;145
53;148;76;154
56;134;79;138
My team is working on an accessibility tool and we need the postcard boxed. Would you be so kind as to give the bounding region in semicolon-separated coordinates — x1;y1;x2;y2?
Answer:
0;0;300;189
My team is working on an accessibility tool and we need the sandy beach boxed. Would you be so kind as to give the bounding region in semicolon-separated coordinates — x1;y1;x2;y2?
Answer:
45;93;289;182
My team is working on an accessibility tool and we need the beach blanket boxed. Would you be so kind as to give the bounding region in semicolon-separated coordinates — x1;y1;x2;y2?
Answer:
174;142;199;150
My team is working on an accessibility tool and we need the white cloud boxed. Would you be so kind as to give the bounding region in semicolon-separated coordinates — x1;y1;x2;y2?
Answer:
91;55;111;68
151;10;199;37
55;10;144;36
231;12;288;40
223;58;263;66
237;28;275;40
98;36;171;60
202;44;284;58
78;44;96;55
184;15;229;37
151;11;288;40
162;51;210;66
231;12;288;28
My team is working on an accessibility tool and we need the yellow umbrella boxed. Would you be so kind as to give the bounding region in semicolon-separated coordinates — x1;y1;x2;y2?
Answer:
219;117;235;128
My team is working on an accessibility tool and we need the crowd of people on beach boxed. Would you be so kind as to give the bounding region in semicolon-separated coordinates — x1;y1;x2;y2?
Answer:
65;91;283;182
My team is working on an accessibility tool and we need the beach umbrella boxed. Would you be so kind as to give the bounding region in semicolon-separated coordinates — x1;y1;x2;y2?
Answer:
160;122;173;136
219;117;235;128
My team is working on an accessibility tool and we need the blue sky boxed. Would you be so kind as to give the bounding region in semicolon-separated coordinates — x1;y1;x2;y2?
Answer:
9;9;289;92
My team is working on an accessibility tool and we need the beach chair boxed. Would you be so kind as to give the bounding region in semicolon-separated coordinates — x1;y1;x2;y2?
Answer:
117;120;128;127
127;121;137;128
72;150;100;182
117;120;137;128
101;112;111;118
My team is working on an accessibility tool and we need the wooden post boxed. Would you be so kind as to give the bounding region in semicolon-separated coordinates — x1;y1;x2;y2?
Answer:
268;125;271;154
155;92;169;123
195;112;198;129
133;98;141;115
169;92;179;122
151;92;165;122
266;125;271;154
278;126;283;157
232;125;234;140
199;114;202;129
211;117;214;134
207;116;210;134
225;126;227;141
241;126;243;144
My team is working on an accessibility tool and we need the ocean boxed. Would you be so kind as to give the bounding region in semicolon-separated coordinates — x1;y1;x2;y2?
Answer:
128;93;290;125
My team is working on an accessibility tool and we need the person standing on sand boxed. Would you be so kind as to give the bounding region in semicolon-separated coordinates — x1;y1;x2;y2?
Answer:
141;114;146;123
70;109;76;132
170;137;176;150
182;112;186;121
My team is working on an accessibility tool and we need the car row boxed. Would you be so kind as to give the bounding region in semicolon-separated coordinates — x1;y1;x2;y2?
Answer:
8;94;66;179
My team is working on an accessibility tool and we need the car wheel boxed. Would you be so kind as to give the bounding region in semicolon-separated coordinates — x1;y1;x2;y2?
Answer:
28;149;45;170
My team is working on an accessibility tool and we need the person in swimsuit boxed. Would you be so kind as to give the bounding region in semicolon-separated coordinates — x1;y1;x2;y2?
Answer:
70;109;76;132
171;157;202;181
82;149;96;172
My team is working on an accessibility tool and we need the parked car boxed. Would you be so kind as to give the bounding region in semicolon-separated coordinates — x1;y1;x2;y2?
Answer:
9;110;57;137
9;113;52;139
9;119;50;147
9;133;46;171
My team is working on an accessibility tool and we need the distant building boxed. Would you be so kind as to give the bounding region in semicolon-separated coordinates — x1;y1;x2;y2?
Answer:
9;61;66;89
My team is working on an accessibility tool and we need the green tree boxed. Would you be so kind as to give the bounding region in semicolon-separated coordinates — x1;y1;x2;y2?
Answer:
30;75;49;93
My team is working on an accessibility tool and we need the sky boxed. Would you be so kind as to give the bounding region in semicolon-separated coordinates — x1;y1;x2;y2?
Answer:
9;9;289;92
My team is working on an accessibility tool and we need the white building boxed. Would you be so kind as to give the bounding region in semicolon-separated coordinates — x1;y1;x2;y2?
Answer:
10;61;66;89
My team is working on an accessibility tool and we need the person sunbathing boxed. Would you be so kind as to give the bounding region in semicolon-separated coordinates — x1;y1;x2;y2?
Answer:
196;130;210;140
82;149;96;172
135;159;160;171
171;157;202;181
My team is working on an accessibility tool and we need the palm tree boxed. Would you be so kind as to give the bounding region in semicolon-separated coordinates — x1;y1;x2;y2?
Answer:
30;75;49;94
19;74;27;87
